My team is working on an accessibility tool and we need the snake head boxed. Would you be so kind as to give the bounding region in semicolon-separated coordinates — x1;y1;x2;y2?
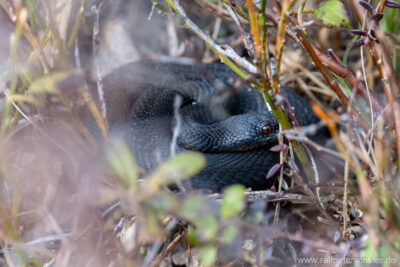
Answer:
177;109;280;153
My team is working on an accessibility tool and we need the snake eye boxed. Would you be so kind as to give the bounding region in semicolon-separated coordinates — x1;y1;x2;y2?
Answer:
262;125;272;134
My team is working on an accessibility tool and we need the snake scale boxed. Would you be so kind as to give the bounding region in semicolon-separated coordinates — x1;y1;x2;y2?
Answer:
88;60;323;192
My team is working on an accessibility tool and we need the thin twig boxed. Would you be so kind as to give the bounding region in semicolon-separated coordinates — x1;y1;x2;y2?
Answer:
92;0;109;137
350;0;399;101
166;0;257;75
244;190;311;203
350;0;400;173
264;7;383;113
295;29;370;131
0;0;50;72
223;2;254;56
149;230;186;267
342;151;350;238
393;102;400;173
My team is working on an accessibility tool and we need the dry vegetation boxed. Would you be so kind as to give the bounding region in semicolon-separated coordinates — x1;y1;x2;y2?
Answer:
0;0;400;266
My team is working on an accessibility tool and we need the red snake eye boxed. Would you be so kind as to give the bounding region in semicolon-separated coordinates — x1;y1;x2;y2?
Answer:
262;125;272;134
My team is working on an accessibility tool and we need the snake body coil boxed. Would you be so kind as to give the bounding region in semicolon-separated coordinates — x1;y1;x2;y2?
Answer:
90;60;322;192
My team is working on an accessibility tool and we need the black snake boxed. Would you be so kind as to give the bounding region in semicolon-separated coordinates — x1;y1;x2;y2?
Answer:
89;60;323;192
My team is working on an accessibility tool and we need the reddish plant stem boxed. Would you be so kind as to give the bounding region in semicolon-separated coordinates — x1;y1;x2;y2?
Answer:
328;49;342;63
264;7;383;113
377;0;387;14
313;45;383;112
149;230;186;267
295;31;348;106
295;30;370;131
245;0;260;57
376;29;400;98
273;0;295;93
350;0;399;101
393;102;400;173
350;0;400;172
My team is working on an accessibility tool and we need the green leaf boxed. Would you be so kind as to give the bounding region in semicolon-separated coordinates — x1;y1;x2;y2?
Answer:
146;191;179;214
106;139;139;187
186;226;201;245
181;196;218;241
196;214;219;240
221;185;246;219
29;70;85;95
199;244;217;266
139;204;164;239
159;151;205;179
147;152;205;192
182;195;204;220
29;72;70;94
360;238;400;266
221;224;237;243
315;0;349;27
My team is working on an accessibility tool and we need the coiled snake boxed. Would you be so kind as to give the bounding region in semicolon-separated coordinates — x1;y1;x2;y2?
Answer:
89;60;323;192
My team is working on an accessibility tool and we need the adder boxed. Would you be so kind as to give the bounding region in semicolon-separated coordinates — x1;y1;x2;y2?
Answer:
88;60;324;192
